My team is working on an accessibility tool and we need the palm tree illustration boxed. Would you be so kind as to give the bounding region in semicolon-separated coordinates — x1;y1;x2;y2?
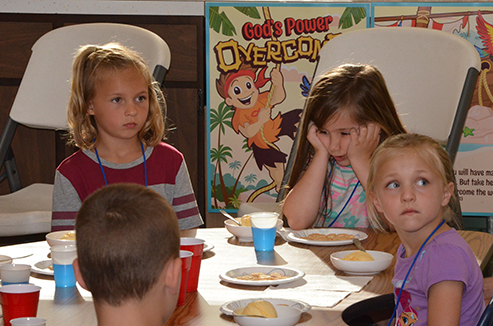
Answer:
245;173;258;185
229;160;242;178
210;102;234;207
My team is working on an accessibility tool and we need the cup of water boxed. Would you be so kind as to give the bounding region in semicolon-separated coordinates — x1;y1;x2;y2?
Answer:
50;245;77;287
250;212;279;252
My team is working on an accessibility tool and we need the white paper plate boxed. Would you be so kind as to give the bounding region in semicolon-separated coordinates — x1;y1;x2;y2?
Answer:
220;297;311;315
220;266;304;286
287;228;368;246
203;242;214;253
32;260;53;276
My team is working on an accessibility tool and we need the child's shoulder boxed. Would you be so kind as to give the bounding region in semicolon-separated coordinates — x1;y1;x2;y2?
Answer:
150;142;185;164
57;149;91;170
153;142;183;157
429;229;475;259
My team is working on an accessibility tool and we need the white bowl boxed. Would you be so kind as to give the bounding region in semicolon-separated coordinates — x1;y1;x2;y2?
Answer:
234;306;301;326
221;298;310;326
330;250;393;275
45;231;76;247
224;218;283;242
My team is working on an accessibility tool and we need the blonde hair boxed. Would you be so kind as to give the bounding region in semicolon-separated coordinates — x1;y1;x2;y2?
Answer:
366;133;462;231
284;64;406;224
67;42;167;149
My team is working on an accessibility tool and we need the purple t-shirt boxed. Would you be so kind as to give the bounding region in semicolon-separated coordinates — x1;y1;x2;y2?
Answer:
392;229;484;326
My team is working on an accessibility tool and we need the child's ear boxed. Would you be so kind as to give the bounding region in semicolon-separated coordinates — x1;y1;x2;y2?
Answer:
370;192;384;213
225;97;233;107
164;257;181;295
87;102;95;115
441;182;454;207
72;258;88;291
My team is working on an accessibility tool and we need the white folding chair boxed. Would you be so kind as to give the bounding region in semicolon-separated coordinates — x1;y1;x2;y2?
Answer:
309;27;480;164
0;23;171;237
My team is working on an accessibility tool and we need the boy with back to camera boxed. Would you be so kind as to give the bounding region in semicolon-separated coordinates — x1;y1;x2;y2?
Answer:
72;183;181;326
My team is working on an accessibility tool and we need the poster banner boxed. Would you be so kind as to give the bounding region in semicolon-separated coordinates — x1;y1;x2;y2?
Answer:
206;2;370;212
372;3;493;216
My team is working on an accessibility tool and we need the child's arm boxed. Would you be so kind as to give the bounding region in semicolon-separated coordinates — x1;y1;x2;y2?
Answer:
347;123;381;190
427;280;463;326
238;107;271;138
283;123;329;229
269;69;286;106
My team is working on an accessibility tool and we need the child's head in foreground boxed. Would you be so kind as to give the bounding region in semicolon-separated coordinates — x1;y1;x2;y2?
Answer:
67;42;167;150
366;133;461;231
74;183;180;318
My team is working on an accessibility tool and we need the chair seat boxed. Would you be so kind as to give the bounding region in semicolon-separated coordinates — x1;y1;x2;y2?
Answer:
0;183;53;236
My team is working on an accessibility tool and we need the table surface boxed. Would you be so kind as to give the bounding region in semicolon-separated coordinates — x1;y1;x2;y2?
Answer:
0;227;492;326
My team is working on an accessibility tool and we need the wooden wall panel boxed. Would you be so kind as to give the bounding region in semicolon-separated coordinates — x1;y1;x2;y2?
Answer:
0;22;52;79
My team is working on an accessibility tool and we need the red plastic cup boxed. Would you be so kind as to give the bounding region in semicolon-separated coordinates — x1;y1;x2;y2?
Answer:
180;238;204;292
0;284;41;326
177;250;193;306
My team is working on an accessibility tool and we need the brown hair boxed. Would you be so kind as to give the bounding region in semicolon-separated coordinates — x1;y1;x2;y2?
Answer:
75;183;180;306
366;133;462;231
284;64;406;223
67;42;167;149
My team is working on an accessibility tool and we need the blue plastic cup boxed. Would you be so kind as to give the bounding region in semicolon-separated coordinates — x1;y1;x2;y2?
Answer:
250;212;279;252
50;245;77;288
52;264;76;288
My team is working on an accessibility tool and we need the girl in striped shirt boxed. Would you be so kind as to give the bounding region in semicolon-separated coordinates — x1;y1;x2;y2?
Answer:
282;64;406;230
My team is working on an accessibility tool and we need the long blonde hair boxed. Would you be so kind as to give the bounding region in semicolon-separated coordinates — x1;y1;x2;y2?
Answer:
366;133;462;231
67;42;167;149
284;64;406;222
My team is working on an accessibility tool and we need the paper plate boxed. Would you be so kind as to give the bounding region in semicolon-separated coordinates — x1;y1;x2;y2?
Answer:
287;228;368;246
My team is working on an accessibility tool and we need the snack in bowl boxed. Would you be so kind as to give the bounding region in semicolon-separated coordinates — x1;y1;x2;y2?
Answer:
60;231;76;241
331;250;393;275
342;250;375;261
235;300;277;318
46;230;77;247
240;215;251;227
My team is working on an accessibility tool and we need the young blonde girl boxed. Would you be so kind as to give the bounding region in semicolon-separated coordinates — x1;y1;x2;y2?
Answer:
367;133;483;326
282;64;406;230
51;42;203;233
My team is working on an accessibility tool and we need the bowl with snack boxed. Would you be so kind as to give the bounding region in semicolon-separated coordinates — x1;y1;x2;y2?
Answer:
330;250;393;275
224;213;283;242
45;230;76;247
221;298;311;326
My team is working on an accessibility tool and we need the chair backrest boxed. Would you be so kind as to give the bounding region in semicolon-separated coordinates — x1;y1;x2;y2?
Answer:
312;27;480;163
9;23;171;130
278;27;480;201
478;297;493;326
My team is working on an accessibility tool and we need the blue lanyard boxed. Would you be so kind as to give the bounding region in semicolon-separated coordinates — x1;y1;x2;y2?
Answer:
94;141;147;187
326;180;360;227
324;168;361;227
387;219;446;326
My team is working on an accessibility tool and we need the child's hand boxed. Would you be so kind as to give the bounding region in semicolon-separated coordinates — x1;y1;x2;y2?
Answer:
307;122;328;154
347;123;381;164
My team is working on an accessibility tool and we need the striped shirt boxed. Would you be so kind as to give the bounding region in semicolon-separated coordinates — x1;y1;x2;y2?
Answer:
315;162;368;228
51;142;203;231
